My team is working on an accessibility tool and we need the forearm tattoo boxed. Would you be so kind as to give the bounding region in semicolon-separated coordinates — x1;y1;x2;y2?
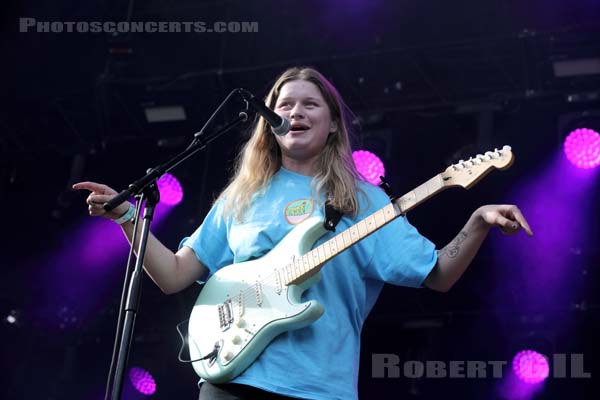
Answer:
441;231;468;259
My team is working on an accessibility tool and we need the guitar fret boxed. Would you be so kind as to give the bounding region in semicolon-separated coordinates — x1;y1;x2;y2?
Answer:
357;220;367;237
397;175;444;213
353;227;359;242
322;242;331;260
414;184;429;205
305;253;313;270
342;230;351;246
365;214;377;233
312;250;320;265
383;204;395;221
329;239;338;256
299;255;306;273
300;257;307;275
356;222;363;237
335;235;344;252
374;210;386;227
317;246;326;264
295;257;302;274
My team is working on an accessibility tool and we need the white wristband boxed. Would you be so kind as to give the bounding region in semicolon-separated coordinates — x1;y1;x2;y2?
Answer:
113;203;136;225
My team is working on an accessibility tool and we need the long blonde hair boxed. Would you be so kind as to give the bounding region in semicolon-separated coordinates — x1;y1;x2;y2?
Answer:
219;67;364;221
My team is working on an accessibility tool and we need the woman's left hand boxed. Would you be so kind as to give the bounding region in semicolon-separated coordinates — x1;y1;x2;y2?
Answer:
477;205;534;236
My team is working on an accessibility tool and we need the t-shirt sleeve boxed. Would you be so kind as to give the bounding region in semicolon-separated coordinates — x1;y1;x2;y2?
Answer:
361;186;438;288
178;200;234;281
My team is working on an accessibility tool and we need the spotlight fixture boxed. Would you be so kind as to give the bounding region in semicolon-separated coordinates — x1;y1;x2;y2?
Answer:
352;150;385;185
558;111;600;170
157;173;184;206
512;350;550;384
129;367;156;395
563;128;600;169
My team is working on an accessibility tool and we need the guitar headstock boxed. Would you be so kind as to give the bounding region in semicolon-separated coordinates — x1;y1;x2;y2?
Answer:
441;145;514;189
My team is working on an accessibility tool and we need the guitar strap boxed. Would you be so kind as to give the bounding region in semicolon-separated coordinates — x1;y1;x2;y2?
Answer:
324;201;344;232
323;176;396;232
378;176;396;200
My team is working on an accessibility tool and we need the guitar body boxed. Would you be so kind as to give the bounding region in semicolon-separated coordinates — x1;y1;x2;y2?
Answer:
188;216;327;383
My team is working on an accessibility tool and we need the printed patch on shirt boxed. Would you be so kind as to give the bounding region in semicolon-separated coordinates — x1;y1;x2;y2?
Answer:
284;198;314;225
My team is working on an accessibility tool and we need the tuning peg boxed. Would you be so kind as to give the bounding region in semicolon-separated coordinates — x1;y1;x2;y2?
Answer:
502;145;512;151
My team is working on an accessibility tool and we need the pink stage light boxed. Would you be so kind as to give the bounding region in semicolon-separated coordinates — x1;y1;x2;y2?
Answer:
129;367;156;395
157;173;183;205
563;128;600;169
352;150;385;185
512;350;549;384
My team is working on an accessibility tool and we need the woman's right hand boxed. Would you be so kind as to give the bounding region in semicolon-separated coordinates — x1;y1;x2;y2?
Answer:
72;181;131;220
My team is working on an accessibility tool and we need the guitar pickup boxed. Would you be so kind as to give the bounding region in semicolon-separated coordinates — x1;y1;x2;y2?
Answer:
254;281;263;307
218;299;234;331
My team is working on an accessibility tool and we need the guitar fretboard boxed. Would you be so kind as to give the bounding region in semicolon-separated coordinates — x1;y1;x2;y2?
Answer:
282;174;445;286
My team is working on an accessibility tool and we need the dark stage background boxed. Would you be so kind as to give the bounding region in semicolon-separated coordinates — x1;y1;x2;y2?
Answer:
1;1;599;399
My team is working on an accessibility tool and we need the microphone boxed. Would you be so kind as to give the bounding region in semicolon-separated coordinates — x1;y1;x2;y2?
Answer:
238;89;290;136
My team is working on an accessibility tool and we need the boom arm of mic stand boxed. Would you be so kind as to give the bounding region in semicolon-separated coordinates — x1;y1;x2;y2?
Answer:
103;111;249;212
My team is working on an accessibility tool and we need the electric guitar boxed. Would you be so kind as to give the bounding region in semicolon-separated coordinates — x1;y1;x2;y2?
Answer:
188;146;515;383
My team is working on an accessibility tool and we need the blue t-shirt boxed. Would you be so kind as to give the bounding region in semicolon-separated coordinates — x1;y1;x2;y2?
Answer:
180;167;438;400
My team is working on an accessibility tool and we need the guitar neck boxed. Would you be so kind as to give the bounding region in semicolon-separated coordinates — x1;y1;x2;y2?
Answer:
285;174;446;286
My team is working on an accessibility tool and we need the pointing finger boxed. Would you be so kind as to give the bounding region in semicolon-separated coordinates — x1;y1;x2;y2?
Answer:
73;181;104;192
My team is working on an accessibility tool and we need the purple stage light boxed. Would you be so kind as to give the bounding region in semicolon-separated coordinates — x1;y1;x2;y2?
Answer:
129;367;156;395
157;173;183;205
353;150;385;185
497;369;544;400
512;350;549;384
31;190;176;330
563;128;600;169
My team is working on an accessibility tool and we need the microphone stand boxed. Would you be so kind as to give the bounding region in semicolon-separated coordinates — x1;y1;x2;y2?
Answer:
104;110;249;400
